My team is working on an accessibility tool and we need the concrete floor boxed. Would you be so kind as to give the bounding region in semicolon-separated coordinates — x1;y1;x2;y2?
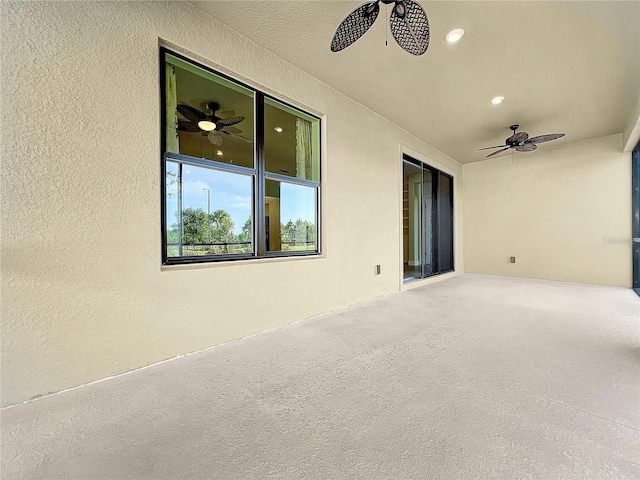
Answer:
2;274;639;479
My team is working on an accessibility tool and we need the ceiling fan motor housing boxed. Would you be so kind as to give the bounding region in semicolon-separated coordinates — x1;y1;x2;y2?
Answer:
507;124;522;146
479;124;564;158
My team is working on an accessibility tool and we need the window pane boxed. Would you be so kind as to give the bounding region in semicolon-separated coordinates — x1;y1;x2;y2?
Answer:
165;53;255;169
422;167;434;276
264;98;320;182
265;180;317;252
403;161;422;281
165;161;180;257
166;163;253;257
438;172;454;272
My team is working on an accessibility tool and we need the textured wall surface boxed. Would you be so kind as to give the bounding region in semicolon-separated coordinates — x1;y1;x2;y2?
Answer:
463;134;631;287
0;1;463;407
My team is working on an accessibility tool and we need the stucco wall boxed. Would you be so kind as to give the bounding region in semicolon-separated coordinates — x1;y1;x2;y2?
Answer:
463;134;631;287
0;1;463;407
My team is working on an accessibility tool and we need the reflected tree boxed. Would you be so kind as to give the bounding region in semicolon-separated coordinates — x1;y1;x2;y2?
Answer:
281;218;315;248
237;216;252;246
210;209;235;253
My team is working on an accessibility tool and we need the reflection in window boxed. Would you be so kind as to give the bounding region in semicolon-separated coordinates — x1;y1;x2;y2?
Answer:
265;180;317;252
165;161;180;252
402;155;454;282
165;54;254;169
265;98;320;182
165;161;252;257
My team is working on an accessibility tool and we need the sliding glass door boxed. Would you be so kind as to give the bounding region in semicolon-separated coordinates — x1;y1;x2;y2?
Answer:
403;161;423;279
633;141;639;295
402;155;454;282
437;171;454;272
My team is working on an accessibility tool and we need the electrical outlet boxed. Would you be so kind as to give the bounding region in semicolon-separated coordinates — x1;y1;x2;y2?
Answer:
510;256;516;263
374;265;381;275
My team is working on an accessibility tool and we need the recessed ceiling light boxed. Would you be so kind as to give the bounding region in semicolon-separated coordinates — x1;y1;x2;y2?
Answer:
216;150;223;156
446;28;464;43
274;126;283;133
198;120;217;132
491;96;505;105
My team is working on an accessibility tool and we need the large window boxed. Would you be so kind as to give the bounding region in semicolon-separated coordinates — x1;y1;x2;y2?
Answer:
161;50;321;264
402;155;454;282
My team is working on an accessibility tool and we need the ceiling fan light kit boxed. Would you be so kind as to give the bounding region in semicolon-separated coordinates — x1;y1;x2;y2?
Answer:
197;120;216;132
479;124;565;158
177;102;249;147
331;0;430;56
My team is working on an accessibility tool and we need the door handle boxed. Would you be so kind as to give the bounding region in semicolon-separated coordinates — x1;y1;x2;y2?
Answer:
634;238;640;243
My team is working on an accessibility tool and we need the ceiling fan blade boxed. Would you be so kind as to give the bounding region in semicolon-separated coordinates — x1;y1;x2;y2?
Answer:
225;131;254;143
478;145;508;151
215;109;236;118
207;131;224;146
177;104;207;123
486;147;511;158
515;143;537;152
177;120;200;132
389;0;430;56
331;1;380;53
527;133;565;144
223;126;243;134
216;115;245;127
514;132;529;144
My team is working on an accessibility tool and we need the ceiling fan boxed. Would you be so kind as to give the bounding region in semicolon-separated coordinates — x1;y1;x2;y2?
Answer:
331;0;429;56
479;124;565;158
177;102;251;146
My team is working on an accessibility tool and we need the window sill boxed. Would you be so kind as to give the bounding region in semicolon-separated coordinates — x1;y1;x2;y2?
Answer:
161;253;326;271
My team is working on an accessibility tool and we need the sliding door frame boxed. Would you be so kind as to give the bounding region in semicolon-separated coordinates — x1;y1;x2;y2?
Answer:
402;153;455;285
633;140;639;295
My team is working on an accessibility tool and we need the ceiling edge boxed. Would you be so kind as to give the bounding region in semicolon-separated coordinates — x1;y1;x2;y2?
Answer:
623;98;640;152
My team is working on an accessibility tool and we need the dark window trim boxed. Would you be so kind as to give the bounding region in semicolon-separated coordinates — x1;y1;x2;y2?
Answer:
632;139;640;295
255;92;266;258
165;152;256;176
264;171;320;188
160;47;322;265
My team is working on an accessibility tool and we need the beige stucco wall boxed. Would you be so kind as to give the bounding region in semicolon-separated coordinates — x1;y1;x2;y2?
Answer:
463;134;631;287
0;1;463;407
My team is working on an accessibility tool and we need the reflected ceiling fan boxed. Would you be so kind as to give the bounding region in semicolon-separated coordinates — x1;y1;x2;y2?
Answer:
479;124;565;158
177;102;251;146
331;0;429;56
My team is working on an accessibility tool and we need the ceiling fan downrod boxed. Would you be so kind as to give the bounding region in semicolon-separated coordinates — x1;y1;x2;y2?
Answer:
365;1;405;18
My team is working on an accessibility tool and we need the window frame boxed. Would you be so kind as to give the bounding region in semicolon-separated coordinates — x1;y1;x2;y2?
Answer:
160;48;322;265
632;139;640;295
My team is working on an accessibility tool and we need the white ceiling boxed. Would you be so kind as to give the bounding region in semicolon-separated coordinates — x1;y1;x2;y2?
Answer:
190;1;640;163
